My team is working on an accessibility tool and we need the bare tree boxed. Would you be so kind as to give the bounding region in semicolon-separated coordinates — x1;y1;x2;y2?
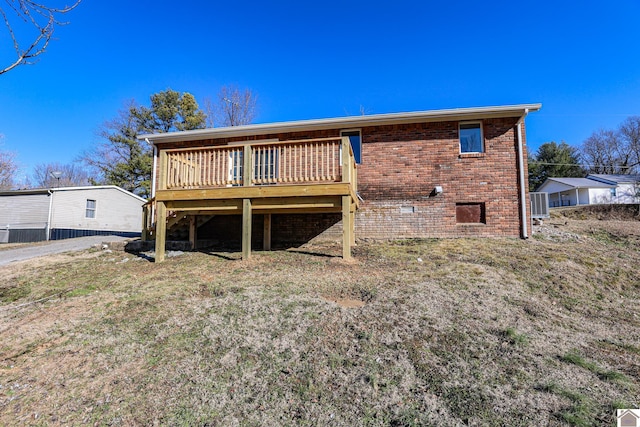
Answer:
0;148;17;189
619;116;640;173
581;130;624;174
1;0;81;75
581;118;640;174
32;161;90;187
204;85;257;127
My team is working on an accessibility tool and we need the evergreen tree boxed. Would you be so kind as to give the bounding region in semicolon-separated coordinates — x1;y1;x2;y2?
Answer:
82;89;206;198
528;141;584;191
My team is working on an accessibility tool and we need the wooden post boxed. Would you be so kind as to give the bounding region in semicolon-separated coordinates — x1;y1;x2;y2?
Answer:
342;195;352;260
242;199;252;260
341;137;351;183
242;144;253;259
155;201;167;263
159;149;168;190
189;215;197;250
351;205;356;246
263;213;272;251
243;144;252;187
142;204;149;242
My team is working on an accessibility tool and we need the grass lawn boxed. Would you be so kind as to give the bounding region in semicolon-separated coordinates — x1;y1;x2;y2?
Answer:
0;208;639;426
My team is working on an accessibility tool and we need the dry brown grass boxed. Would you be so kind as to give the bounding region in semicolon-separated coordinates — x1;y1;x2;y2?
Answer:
1;207;639;426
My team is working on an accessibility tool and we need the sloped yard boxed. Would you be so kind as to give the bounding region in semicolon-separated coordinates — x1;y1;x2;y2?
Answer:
0;208;639;426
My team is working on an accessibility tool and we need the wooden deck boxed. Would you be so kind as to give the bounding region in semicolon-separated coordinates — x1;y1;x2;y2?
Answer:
147;137;358;261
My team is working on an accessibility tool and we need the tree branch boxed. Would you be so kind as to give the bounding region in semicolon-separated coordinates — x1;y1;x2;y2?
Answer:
1;0;80;75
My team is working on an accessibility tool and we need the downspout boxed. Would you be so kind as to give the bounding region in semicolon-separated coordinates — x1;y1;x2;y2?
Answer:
46;189;54;241
516;109;529;238
145;138;157;223
145;138;157;200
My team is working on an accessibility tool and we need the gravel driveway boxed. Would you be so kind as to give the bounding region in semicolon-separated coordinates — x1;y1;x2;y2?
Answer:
0;235;130;267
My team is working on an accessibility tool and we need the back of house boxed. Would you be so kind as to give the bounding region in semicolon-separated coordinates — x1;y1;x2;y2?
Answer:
141;103;540;258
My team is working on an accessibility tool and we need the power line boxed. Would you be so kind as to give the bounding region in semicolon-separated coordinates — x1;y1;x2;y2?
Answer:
528;161;634;169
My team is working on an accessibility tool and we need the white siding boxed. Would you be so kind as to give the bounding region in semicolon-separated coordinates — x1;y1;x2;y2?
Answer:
613;184;640;204
588;188;613;204
50;188;144;232
0;193;50;229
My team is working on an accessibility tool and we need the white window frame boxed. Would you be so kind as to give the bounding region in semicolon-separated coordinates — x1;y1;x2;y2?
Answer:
228;151;243;186
459;121;484;154
85;199;96;218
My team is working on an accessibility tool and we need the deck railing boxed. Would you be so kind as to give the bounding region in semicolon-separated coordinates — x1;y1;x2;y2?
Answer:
160;137;356;190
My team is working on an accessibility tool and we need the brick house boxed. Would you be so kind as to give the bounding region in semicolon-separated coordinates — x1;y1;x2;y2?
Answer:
140;103;541;261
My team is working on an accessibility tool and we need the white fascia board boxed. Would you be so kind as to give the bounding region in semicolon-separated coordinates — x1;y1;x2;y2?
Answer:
139;103;542;144
52;185;147;203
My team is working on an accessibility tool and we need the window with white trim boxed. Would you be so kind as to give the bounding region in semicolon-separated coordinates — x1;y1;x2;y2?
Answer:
459;122;484;153
85;199;96;218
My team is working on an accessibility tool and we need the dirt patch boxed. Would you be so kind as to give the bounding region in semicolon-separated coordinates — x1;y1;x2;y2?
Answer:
323;296;366;308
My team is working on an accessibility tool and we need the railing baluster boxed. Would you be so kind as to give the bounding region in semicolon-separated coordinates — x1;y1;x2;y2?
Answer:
161;137;352;189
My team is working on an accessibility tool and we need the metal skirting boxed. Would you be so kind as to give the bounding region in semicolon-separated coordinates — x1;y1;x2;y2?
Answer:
50;229;141;240
2;228;48;243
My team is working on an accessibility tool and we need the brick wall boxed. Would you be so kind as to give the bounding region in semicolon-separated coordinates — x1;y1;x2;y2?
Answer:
355;117;527;238
157;116;530;244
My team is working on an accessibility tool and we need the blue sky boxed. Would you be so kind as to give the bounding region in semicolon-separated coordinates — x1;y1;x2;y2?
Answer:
1;0;639;183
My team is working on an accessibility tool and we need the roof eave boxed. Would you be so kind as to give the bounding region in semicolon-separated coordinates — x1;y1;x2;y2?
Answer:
139;103;542;144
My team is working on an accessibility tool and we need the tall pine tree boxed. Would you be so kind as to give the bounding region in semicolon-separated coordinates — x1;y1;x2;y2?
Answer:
528;141;584;191
83;89;206;198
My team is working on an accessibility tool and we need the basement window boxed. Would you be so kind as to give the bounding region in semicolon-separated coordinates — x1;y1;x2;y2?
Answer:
456;202;485;224
459;122;483;153
86;199;96;218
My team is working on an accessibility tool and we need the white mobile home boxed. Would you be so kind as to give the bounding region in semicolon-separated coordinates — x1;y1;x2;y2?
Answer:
586;174;640;204
0;186;146;243
537;178;615;207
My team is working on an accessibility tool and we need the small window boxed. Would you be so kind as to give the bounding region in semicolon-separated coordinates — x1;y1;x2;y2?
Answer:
456;202;485;224
459;122;483;153
86;199;96;218
610;188;617;197
341;129;362;164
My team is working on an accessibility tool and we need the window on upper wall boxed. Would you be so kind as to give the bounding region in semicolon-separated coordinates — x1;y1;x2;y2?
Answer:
341;129;362;164
86;199;96;218
459;122;483;153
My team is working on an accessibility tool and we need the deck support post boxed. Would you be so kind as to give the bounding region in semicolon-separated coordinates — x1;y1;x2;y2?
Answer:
351;206;356;246
142;204;149;242
263;213;272;251
342;195;352;260
242;199;252;260
189;215;197;250
155;201;167;263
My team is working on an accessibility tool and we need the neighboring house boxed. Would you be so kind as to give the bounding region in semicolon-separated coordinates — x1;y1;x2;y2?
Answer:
586;174;640;204
0;186;146;243
538;174;640;207
139;103;541;261
537;178;616;207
